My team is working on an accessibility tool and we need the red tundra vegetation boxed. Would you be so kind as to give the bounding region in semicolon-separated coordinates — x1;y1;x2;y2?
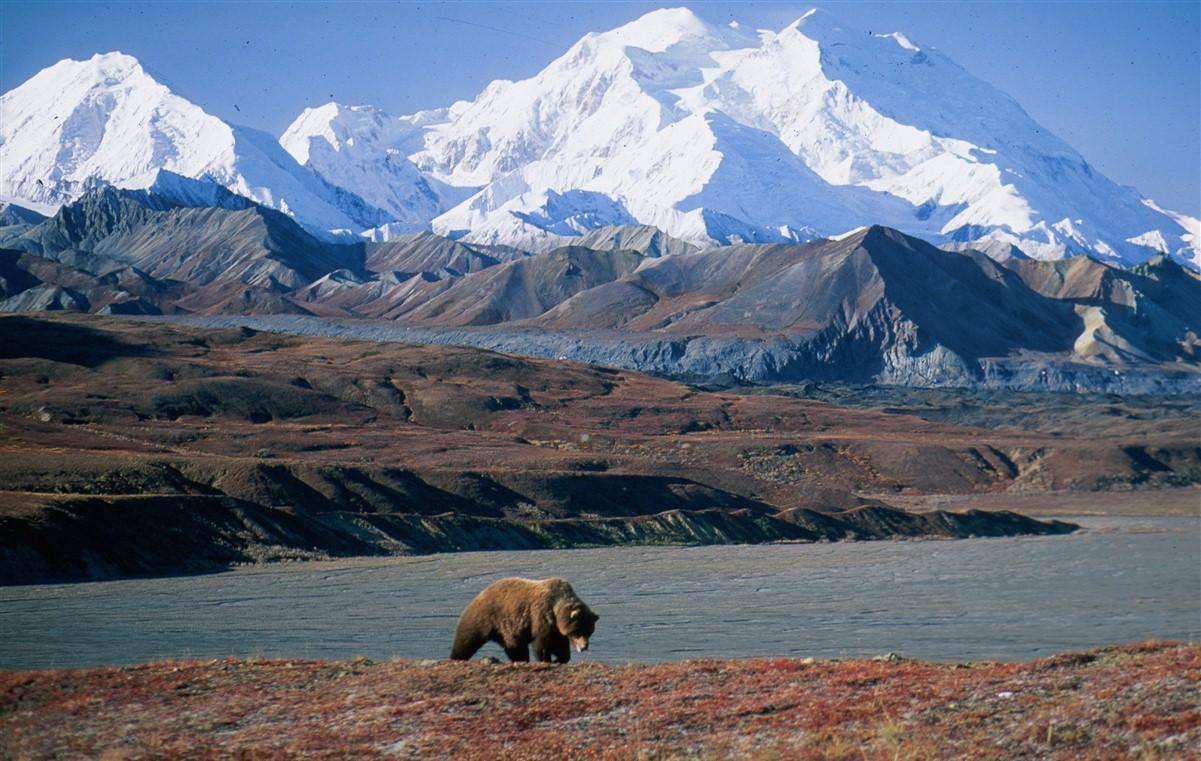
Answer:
1;641;1197;759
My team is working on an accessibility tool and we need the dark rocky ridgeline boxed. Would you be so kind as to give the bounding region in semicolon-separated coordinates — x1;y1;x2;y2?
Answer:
0;495;1076;585
153;224;1201;393
4;190;1199;392
363;231;523;276
0;202;48;228
570;224;700;258
0;185;365;315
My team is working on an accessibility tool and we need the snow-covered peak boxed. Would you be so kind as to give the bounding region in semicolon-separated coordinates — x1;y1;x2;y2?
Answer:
80;50;145;77
281;102;397;163
592;6;725;53
402;6;1199;266
0;52;387;236
0;50;220;207
280;102;468;230
29;50;147;86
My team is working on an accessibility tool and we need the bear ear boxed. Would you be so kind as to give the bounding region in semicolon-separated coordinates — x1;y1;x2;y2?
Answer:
570;608;580;619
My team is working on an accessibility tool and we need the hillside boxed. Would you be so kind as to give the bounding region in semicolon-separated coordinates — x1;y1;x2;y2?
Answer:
6;314;1201;583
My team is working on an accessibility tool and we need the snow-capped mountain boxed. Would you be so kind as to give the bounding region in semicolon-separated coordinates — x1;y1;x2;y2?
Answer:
4;9;1198;268
279;103;470;233
0;52;390;238
283;7;1198;267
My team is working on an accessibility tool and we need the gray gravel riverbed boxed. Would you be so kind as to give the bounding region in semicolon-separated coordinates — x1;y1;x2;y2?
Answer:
1;516;1197;668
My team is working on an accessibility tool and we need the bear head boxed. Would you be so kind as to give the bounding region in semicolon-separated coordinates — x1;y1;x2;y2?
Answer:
554;601;599;653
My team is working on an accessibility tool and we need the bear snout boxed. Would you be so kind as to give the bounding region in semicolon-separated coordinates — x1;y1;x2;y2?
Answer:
571;636;589;652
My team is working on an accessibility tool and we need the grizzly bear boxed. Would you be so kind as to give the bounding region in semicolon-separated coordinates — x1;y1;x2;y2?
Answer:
449;577;598;663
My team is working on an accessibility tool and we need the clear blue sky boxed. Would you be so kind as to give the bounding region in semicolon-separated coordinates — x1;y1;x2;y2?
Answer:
3;1;1199;215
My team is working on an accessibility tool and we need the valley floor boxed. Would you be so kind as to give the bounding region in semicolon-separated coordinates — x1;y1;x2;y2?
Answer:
1;642;1196;760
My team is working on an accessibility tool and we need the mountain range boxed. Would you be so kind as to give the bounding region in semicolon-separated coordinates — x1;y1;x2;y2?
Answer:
1;185;1198;391
2;7;1197;269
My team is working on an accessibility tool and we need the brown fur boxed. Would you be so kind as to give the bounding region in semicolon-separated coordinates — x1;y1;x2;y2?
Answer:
449;577;598;663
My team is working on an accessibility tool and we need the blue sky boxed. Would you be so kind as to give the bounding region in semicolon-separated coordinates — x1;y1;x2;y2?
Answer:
3;1;1199;215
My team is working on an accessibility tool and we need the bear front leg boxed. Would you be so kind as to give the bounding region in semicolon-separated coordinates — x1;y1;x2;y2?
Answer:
503;644;530;662
551;635;571;664
450;624;488;660
533;635;568;664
